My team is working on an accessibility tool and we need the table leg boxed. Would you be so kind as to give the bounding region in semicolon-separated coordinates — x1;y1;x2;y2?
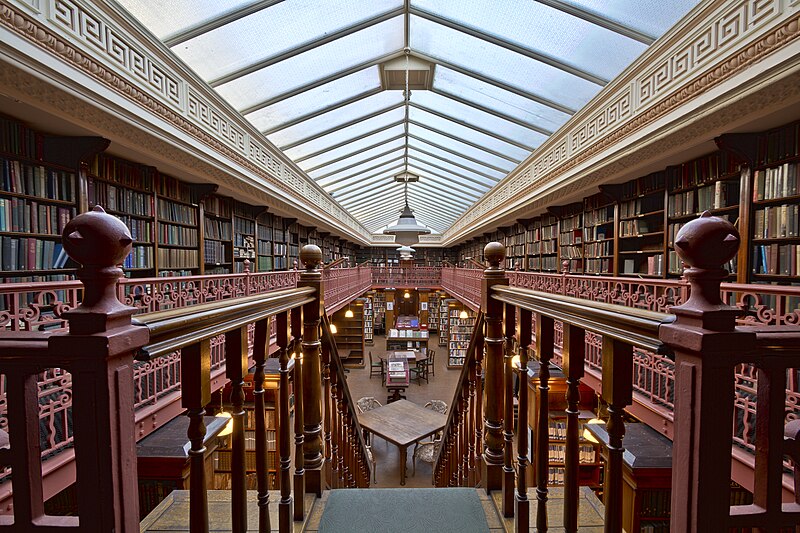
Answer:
400;445;407;486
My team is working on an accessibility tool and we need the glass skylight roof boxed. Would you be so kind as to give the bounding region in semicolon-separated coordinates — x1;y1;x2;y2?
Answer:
115;0;701;234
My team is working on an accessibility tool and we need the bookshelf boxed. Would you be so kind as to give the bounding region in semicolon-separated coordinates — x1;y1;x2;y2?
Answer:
155;173;200;277
613;171;666;278
363;291;374;345
256;211;274;272
666;152;741;277
428;291;440;333
583;193;616;276
332;299;365;367
526;361;601;490
552;203;584;274
201;195;232;274
749;121;800;280
232;203;258;273
438;296;452;347
504;222;527;270
447;303;475;368
528;214;558;272
87;154;156;276
373;290;386;335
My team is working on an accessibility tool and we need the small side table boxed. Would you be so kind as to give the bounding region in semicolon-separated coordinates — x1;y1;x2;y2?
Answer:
385;354;410;403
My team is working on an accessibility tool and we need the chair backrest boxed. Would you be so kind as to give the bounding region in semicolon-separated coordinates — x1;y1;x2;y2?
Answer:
424;400;447;414
357;396;382;413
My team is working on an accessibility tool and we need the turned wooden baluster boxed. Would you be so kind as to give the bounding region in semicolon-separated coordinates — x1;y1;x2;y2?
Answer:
516;307;532;533
321;333;333;488
503;303;517;517
467;349;478;486
601;336;632;533
252;317;272;532
535;313;555;532
225;325;249;533
329;363;340;488
291;306;305;521
475;332;485;487
461;378;471;484
299;245;324;495
182;339;211;533
276;311;293;531
482;243;508;491
562;323;585;533
337;376;347;486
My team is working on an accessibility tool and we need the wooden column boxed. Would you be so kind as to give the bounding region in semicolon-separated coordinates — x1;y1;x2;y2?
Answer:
298;245;324;495
562;323;585;533
659;212;755;532
224;325;249;533
291;307;305;521
502;303;516;517
276;311;293;531
481;242;508;492
515;307;532;533
419;289;429;328
49;206;149;532
252;317;272;532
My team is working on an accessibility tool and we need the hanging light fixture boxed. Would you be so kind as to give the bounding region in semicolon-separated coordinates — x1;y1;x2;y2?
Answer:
345;303;354;318
403;290;411;299
397;245;415;260
330;323;338;334
459;309;469;320
583;398;606;443
383;48;430;246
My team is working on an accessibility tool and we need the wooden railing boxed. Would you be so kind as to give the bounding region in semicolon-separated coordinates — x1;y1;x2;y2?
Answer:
433;312;485;488
435;216;800;531
0;207;368;531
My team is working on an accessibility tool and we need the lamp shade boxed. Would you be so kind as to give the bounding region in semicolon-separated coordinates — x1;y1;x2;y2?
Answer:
384;204;430;245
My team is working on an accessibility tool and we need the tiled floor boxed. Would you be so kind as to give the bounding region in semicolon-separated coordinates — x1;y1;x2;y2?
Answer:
347;333;462;489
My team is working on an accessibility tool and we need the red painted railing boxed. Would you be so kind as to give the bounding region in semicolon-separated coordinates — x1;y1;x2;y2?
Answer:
369;266;441;288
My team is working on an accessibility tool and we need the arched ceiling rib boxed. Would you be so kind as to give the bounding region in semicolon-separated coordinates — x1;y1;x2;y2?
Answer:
116;0;700;236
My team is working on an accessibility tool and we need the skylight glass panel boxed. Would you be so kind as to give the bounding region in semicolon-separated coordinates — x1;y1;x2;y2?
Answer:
560;0;700;40
432;67;570;135
306;137;405;177
409;107;530;161
408;123;517;169
300;125;404;170
317;149;406;186
330;164;406;195
116;0;254;40
411;91;547;149
412;0;645;82
411;15;597;113
408;147;498;187
406;162;491;193
215;17;403;112
173;0;402;82
247;67;381;133
407;138;506;180
285;107;405;160
267;91;404;148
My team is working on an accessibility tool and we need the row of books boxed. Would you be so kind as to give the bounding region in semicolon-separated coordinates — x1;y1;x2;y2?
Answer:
619;195;663;218
234;215;255;237
622;254;664;276
560;246;583;259
584;226;609;241
2;159;75;201
559;214;582;231
158;224;198;247
758;121;800;165
1;237;68;271
0;198;73;235
584;241;612;257
203;196;231;218
204;239;228;264
584;205;614;226
547;443;597;464
618;172;664;200
753;162;798;201
204;217;232;240
122;245;153;269
257;240;272;255
667;180;738;217
91;154;154;191
620;219;662;237
157;199;197;225
529;256;558;271
585;258;612;274
668;250;736;275
0;116;40;159
157;248;198;269
90;180;152;217
638;489;671;518
752;243;800;276
668;151;739;191
156;174;195;204
119;215;152;243
753;204;799;239
528;240;558;254
560;228;582;245
526;223;557;241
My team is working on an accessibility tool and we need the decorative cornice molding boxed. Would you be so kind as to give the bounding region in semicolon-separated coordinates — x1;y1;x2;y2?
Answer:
443;0;800;244
0;0;373;244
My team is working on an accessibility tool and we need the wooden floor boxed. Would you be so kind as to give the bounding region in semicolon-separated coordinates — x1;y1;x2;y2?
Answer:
346;332;461;488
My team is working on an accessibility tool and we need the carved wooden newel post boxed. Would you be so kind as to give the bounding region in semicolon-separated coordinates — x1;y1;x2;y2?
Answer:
482;242;508;491
50;206;149;532
299;245;324;495
659;212;755;532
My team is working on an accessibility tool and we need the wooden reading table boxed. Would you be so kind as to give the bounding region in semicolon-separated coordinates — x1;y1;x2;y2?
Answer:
357;399;447;485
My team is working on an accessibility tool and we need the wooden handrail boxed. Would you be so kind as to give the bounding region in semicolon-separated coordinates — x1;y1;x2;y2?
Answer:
135;287;315;359
491;285;674;354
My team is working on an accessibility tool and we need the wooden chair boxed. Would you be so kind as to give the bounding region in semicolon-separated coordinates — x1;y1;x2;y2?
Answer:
410;356;428;384
425;349;436;377
368;351;383;380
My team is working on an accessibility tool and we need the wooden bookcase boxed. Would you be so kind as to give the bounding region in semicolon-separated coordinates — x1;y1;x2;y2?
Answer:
232;203;258;273
438;296;453;347
447;303;475;368
373;290;386;335
428;290;440;333
526;361;600;490
583;192;616;276
201;194;232;274
611;171;666;278
363;291;374;345
552;203;584;274
155;173;200;277
332;299;365;367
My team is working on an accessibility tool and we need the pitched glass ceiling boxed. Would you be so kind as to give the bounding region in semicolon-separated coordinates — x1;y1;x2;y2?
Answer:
116;0;700;234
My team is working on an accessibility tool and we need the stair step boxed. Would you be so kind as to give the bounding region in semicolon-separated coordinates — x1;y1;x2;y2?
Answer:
490;486;605;532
